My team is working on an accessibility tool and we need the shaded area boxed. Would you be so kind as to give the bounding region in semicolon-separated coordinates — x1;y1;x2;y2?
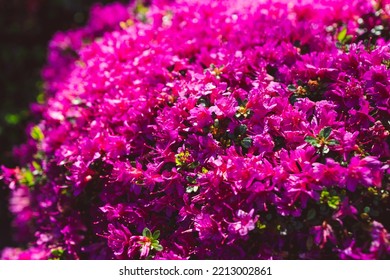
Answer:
0;0;128;251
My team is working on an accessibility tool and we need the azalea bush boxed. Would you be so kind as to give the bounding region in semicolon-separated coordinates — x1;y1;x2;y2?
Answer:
1;0;389;260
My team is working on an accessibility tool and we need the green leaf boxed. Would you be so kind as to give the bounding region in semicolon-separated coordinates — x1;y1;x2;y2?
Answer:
337;27;347;43
31;125;44;141
5;113;21;125
152;230;160;240
328;195;341;209
20;169;34;187
319;127;332;139
287;84;297;92
198;97;209;107
37;92;45;104
236;124;247;135
50;248;64;257
335;41;343;49
327;139;339;146
305;136;319;146
185;176;197;184
241;137;252;149
32;161;42;172
320;190;330;203
256;221;266;230
188;161;199;169
153;244;163;251
142;228;152;238
288;94;298;105
344;35;353;43
134;0;149;23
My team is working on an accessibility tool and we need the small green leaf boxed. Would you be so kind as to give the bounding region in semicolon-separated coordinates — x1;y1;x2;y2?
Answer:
134;0;149;23
5;113;21;125
142;228;152;238
152;230;160;240
288;94;298;105
20;169;34;187
188;161;199;169
305;136;319;146
236;124;247;135
153;244;163;251
335;41;343;49
287;84;297;92
32;161;42;171
185;176;197;184
320;190;330;203
319;127;332;139
31;125;44;141
198;97;209;107
337;27;347;43
241;137;252;149
327;139;339;146
50;248;64;257
328;195;341;209
345;35;353;43
37;92;45;104
256;221;266;230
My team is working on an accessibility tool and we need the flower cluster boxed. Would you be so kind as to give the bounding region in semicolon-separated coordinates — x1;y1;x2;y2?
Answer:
1;0;389;259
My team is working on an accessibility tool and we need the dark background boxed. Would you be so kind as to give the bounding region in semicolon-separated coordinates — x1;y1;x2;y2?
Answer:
0;0;128;251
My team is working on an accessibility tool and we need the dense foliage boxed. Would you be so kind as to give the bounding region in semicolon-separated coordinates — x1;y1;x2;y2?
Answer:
1;0;389;259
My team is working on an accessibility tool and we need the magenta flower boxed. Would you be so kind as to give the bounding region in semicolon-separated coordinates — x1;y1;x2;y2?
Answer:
312;158;345;187
345;156;382;192
310;221;336;249
106;224;131;256
228;209;258;237
369;221;390;257
332;198;358;224
194;213;224;242
188;105;213;130
1;247;49;260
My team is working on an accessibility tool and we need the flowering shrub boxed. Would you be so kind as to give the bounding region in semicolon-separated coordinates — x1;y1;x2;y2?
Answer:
1;0;390;259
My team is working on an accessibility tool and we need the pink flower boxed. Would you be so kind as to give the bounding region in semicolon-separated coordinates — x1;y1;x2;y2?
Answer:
106;224;131;256
310;221;336;249
228;209;258;237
